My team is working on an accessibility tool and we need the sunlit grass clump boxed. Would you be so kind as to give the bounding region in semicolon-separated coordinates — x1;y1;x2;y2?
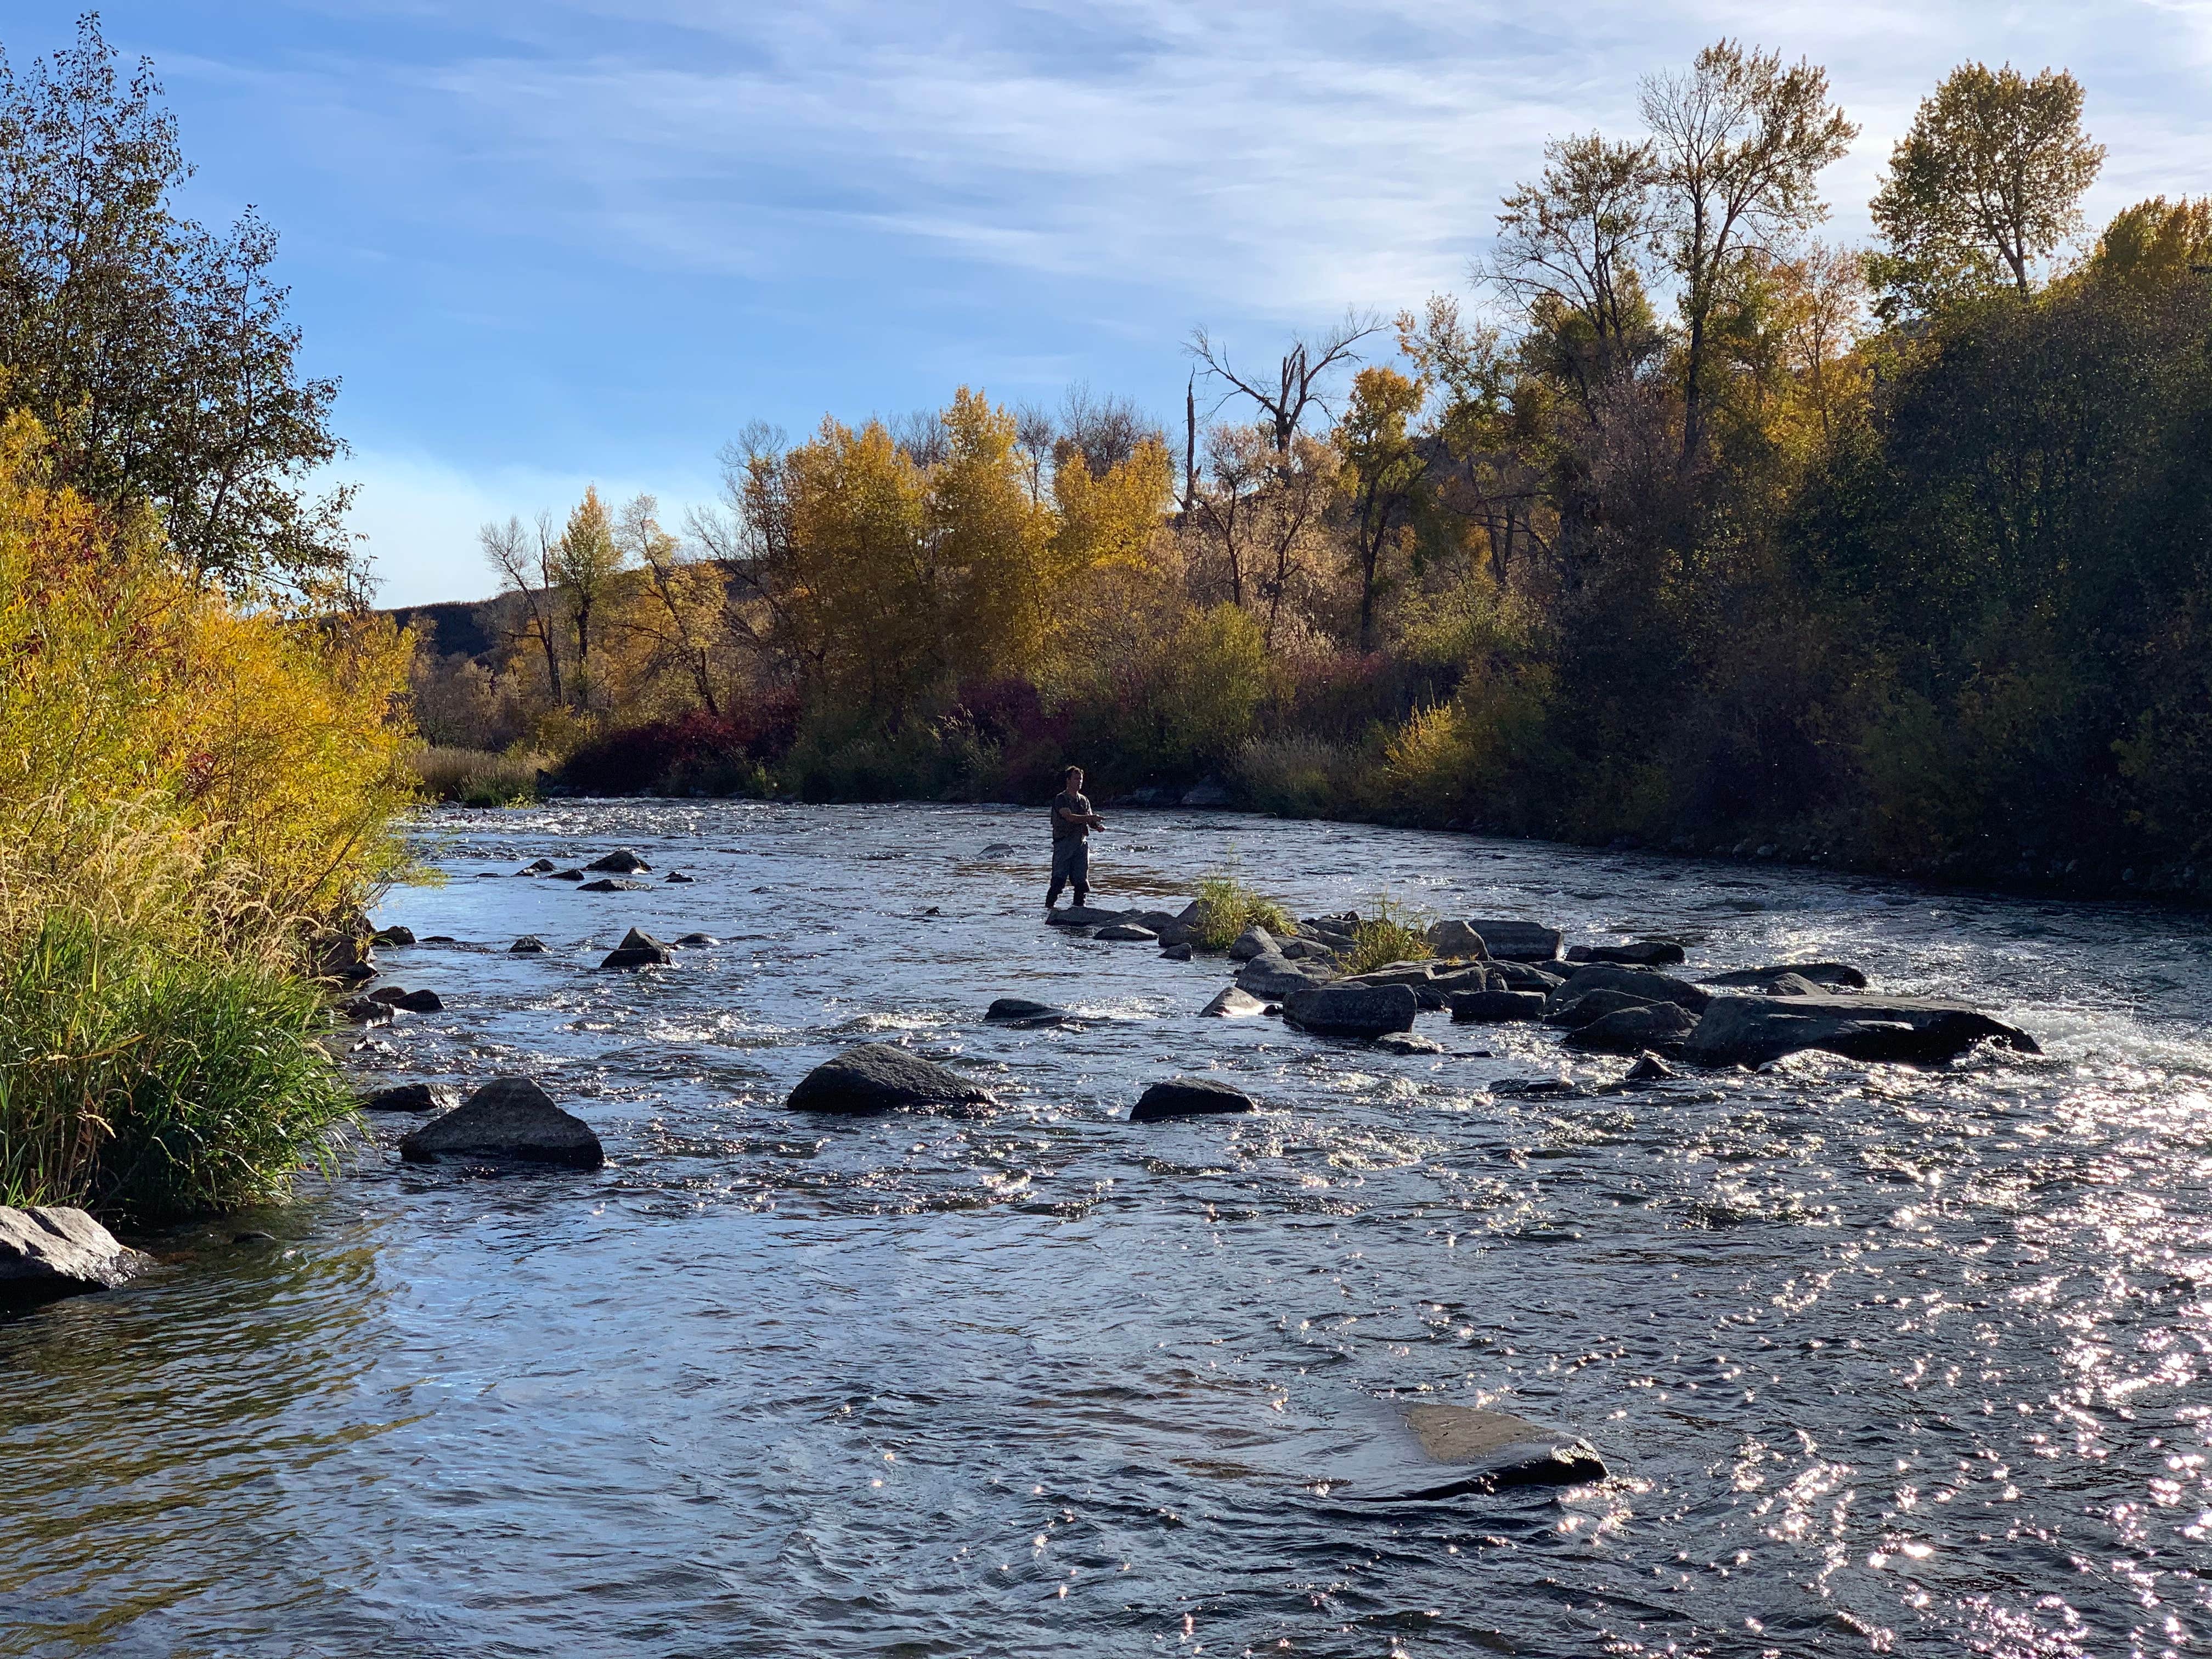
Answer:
1340;898;1435;975
1190;873;1292;951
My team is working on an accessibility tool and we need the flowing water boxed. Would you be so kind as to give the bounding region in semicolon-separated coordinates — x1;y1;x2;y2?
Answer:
5;801;2211;1658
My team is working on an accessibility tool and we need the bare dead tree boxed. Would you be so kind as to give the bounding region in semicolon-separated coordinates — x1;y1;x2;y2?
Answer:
1186;309;1382;454
478;514;562;704
1013;402;1056;503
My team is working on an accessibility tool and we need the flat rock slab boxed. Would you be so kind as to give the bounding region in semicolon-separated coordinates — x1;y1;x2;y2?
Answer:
1549;963;1712;1013
787;1042;998;1115
1567;940;1685;966
1094;923;1158;941
1234;953;1337;1000
579;878;651;894
1563;1002;1698;1052
399;1077;604;1168
1047;905;1126;928
360;1081;460;1113
1344;962;1437;989
1543;987;1663;1029
1702;961;1869;991
1684;994;2039;1067
1460;920;1562;962
985;997;1074;1028
0;1205;153;1299
1200;987;1268;1018
1492;961;1565;991
1132;1077;1255;1122
585;850;651;874
1450;989;1547;1023
1283;983;1418;1039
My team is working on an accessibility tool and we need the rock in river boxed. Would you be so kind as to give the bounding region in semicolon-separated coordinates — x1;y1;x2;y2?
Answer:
1455;919;1562;962
985;997;1073;1027
787;1042;998;1114
675;932;718;947
1566;940;1685;966
1160;941;1193;961
1425;919;1493;959
1344;961;1437;989
1395;1404;1608;1496
509;935;549;953
1548;963;1712;1014
1701;961;1868;991
1200;986;1268;1018
1562;1002;1699;1053
1228;924;1278;961
1234;952;1336;1000
335;996;393;1026
1543;987;1663;1029
1131;1077;1255;1122
371;986;445;1013
370;924;416;947
579;877;651;894
1449;989;1546;1023
664;871;696;884
601;928;673;970
1;1205;153;1299
1283;983;1418;1039
517;858;557;876
1373;1031;1443;1055
585;849;651;874
1094;923;1158;941
360;1081;459;1113
1046;904;1125;928
1682;995;2039;1067
399;1077;605;1169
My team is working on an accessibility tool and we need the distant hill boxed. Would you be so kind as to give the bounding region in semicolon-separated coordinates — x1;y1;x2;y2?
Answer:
384;591;532;662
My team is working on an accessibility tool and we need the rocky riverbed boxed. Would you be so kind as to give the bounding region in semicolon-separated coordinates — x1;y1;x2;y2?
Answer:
4;799;2210;1657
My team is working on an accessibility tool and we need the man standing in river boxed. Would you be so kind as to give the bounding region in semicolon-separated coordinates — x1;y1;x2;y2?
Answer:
1046;765;1105;912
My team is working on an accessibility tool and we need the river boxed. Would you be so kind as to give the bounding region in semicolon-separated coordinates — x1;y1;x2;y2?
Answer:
4;800;2210;1657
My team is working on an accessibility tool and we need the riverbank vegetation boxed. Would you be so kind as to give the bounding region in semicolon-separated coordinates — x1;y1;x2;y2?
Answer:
0;21;415;1216
414;46;2212;897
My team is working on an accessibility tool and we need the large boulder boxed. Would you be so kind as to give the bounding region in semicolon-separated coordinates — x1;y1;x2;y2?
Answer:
1566;940;1685;967
1563;1002;1699;1053
1283;983;1418;1039
585;849;651;874
787;1042;998;1114
1492;960;1565;991
1702;961;1869;991
360;1081;459;1113
1234;952;1336;1000
399;1077;605;1168
1683;995;2040;1068
1200;986;1268;1018
1543;987;1662;1029
370;924;416;948
1548;962;1711;1014
1131;1078;1255;1122
1449;989;1546;1022
1227;925;1278;961
600;928;672;970
1425;919;1493;959
0;1206;153;1299
1459;920;1562;962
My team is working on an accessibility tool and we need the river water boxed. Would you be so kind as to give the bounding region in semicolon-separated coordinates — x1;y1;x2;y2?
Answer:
4;801;2211;1658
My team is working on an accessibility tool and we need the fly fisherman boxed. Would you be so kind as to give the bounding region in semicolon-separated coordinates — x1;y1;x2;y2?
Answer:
1046;765;1105;912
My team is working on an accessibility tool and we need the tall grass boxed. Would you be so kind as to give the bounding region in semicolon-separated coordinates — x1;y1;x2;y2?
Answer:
1341;898;1434;974
413;746;547;805
1190;873;1293;951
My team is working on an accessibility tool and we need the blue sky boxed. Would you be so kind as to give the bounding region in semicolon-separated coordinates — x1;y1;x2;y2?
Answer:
8;1;2210;606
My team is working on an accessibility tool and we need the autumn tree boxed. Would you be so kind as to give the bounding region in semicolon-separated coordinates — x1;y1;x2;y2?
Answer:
1640;40;1856;465
550;486;625;708
0;15;355;602
2089;197;2212;291
614;492;722;715
1334;366;1430;652
1870;63;2103;311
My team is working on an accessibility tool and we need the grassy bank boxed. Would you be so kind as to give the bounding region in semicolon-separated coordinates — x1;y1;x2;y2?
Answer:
0;417;414;1219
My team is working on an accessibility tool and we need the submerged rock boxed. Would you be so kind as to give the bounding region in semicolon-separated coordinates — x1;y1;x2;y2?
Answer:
0;1206;153;1300
335;996;393;1026
579;877;651;894
518;857;557;876
600;927;673;970
1702;961;1869;991
787;1042;997;1114
360;1081;459;1113
1623;1051;1677;1082
1131;1077;1255;1122
585;849;651;874
1200;986;1268;1018
1094;923;1158;941
399;1077;604;1169
985;997;1074;1028
664;871;696;884
550;869;585;882
1449;989;1546;1022
1683;995;2039;1067
1563;1002;1698;1053
980;841;1018;857
509;935;548;953
675;932;718;947
1566;940;1685;967
1283;983;1418;1039
1395;1404;1607;1496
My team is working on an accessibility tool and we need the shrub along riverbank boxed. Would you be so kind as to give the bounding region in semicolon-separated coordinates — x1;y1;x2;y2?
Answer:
0;417;414;1218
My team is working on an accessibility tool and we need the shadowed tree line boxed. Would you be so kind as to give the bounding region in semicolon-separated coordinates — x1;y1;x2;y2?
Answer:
416;43;2212;894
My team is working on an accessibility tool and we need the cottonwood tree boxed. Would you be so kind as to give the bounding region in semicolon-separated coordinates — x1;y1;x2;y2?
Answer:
1187;312;1381;454
479;514;564;705
1334;366;1431;652
551;487;626;707
1640;40;1856;466
2090;196;2212;291
1870;63;2103;311
614;493;721;715
0;14;356;602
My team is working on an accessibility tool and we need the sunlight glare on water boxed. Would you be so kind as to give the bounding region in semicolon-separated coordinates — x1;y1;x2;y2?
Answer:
4;800;2211;1657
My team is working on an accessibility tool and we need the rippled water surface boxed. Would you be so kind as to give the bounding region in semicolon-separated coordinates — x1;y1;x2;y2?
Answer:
7;802;2212;1657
